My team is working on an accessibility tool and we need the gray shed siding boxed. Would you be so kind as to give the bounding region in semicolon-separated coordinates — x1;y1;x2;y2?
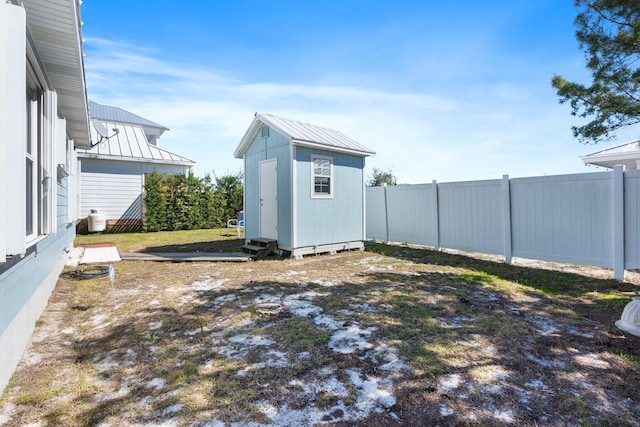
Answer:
244;129;292;247
294;146;365;247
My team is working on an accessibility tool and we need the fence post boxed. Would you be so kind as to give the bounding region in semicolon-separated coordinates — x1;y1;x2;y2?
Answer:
383;184;390;244
432;180;440;251
613;165;625;280
502;175;512;264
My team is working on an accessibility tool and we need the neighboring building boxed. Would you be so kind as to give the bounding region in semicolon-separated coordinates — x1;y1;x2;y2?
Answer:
581;139;640;170
88;100;168;146
234;113;375;258
0;0;90;392
76;101;194;232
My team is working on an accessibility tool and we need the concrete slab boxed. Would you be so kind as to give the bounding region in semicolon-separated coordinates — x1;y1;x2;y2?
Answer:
80;246;121;264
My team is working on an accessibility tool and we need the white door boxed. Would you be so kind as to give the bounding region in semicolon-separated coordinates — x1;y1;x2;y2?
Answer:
259;159;278;239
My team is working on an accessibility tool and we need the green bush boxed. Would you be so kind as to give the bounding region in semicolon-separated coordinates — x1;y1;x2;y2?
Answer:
143;170;240;231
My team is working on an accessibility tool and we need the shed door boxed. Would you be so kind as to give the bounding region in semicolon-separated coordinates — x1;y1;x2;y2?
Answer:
259;159;278;239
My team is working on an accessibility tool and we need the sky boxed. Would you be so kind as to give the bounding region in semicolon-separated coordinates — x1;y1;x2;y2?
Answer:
80;0;640;184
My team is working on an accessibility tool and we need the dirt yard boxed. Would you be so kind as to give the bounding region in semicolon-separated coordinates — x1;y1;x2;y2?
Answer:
0;237;639;426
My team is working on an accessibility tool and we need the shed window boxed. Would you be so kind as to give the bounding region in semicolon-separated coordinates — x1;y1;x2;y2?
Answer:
311;155;333;198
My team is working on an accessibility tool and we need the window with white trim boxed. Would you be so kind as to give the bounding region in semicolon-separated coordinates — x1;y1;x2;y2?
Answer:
25;84;39;241
25;64;56;242
311;155;333;198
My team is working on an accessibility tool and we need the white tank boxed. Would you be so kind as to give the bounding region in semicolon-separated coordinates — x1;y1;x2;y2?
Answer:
88;209;106;232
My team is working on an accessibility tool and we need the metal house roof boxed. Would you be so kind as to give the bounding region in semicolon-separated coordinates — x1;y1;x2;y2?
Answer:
89;101;169;131
580;139;640;170
22;0;91;148
77;121;194;166
235;113;375;158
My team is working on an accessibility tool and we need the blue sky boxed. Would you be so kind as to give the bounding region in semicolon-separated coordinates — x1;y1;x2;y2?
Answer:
81;0;640;183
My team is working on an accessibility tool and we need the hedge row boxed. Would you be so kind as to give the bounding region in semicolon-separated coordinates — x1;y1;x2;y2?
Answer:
144;170;242;232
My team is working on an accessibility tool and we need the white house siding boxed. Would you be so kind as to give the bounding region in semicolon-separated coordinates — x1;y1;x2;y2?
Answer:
80;158;191;226
81;160;143;221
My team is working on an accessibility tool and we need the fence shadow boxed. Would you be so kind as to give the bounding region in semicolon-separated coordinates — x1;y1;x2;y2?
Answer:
364;241;640;341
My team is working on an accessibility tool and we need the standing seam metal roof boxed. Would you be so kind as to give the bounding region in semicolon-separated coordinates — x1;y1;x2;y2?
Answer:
579;139;640;169
89;101;169;130
581;139;640;158
234;113;375;158
78;121;194;165
263;114;374;154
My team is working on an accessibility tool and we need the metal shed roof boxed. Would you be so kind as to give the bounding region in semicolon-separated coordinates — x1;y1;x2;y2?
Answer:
77;121;194;166
89;101;169;131
22;0;90;148
235;113;375;158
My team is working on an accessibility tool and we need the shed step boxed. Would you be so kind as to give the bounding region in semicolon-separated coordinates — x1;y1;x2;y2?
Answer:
241;244;275;259
250;238;277;247
242;244;269;252
242;239;278;258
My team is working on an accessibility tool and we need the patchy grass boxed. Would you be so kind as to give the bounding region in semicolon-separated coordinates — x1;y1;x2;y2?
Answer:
1;233;639;426
74;228;243;253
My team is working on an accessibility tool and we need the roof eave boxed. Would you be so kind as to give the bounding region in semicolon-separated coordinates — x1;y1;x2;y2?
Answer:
292;139;375;157
580;151;640;165
234;117;264;158
24;0;91;148
77;152;195;166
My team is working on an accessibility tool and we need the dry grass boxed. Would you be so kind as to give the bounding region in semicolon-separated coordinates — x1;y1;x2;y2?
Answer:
1;230;639;426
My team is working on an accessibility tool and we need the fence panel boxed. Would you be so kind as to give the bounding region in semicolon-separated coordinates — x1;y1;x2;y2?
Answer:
365;186;387;241
625;169;640;269
365;167;638;277
386;184;437;246
438;179;504;255
510;172;613;267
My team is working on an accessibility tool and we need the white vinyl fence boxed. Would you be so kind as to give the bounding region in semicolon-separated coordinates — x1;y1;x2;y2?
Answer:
366;166;640;280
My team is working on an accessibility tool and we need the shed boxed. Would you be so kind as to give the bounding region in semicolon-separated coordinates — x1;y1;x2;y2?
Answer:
234;113;375;257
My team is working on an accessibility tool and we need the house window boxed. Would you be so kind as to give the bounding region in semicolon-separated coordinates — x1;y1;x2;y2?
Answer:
311;155;333;198
25;85;39;241
24;64;55;242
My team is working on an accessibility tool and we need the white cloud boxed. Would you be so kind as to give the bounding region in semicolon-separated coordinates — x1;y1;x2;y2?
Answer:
83;37;639;184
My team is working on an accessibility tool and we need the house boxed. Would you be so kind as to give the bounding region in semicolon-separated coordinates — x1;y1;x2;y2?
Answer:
234;113;375;258
88;100;168;146
0;0;90;392
76;101;195;232
580;139;640;170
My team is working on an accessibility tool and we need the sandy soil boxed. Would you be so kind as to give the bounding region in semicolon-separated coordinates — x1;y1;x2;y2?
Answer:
1;245;639;426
